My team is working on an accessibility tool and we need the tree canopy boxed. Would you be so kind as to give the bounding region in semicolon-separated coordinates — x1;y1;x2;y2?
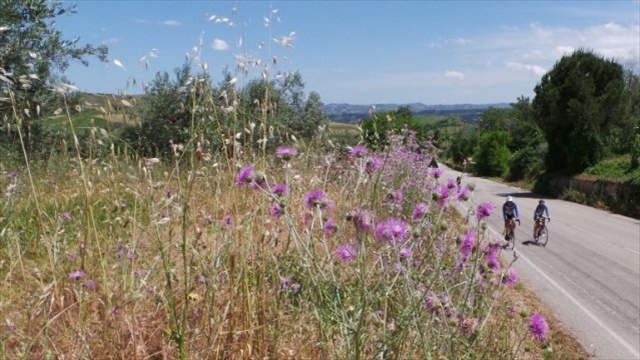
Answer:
1;0;108;116
0;0;109;160
532;49;626;174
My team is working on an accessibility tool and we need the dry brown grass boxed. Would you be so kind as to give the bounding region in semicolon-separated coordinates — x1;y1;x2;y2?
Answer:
0;143;594;359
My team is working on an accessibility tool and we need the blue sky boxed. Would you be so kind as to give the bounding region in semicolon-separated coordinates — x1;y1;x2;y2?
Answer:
56;1;640;105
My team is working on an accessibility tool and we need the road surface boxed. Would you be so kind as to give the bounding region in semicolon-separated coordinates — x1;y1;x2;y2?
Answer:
441;166;640;360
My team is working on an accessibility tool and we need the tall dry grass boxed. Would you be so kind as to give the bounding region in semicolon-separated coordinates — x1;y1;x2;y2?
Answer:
0;5;590;360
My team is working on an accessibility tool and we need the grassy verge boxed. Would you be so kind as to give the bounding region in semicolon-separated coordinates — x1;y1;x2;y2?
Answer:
0;122;593;358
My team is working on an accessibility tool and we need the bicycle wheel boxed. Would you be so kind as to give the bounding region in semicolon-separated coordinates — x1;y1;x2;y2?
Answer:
539;226;548;246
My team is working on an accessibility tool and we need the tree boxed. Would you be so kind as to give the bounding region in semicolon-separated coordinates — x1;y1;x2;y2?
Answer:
302;91;331;139
276;72;330;139
127;62;221;158
473;131;511;177
0;0;109;161
447;126;478;167
477;107;510;133
0;0;108;118
361;106;418;150
532;49;626;174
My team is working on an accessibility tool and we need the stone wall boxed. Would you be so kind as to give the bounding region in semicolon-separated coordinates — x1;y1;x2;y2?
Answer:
538;175;640;219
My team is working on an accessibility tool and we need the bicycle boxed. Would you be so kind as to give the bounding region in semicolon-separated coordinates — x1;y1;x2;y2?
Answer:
504;218;519;250
533;216;549;246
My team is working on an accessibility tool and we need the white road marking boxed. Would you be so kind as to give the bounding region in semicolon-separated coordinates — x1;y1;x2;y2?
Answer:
490;227;640;359
452;185;639;358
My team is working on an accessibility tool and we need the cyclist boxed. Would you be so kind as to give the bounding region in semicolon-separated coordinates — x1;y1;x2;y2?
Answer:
502;196;520;240
533;199;551;238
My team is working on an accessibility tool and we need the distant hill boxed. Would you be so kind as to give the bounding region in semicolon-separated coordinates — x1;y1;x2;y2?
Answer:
81;92;509;124
323;102;511;123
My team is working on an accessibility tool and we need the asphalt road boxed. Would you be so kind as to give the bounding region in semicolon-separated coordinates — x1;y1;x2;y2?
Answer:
440;165;640;360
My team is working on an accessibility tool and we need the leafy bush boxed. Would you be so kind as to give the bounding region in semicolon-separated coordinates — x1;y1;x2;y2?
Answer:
558;188;588;204
473;131;511;177
509;142;547;181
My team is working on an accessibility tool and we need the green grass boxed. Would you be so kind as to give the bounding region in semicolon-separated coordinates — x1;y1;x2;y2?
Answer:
42;109;128;135
412;114;449;126
581;154;640;182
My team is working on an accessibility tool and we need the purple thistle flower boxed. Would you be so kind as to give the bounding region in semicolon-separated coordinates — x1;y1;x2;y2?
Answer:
304;190;329;209
324;218;336;236
388;190;403;205
529;313;549;341
270;202;284;218
279;276;292;290
460;229;475;261
430;168;443;179
85;279;96;290
275;146;298;161
446;178;457;189
290;283;301;294
352;208;375;231
508;305;517;316
458;316;479;336
423;291;442;314
222;215;233;229
68;270;85;280
502;268;518;287
365;154;382;173
456;187;471;202
374;217;410;243
249;173;268;190
483;241;502;258
236;165;254;187
271;183;288;196
437;185;451;207
411;202;429;221
398;247;413;258
335;243;357;263
486;252;501;271
476;202;495;221
349;145;369;158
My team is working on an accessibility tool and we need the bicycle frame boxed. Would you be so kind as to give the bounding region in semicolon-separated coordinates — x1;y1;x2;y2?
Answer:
535;217;548;234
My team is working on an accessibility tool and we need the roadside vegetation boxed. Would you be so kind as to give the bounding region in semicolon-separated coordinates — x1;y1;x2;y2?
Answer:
0;0;620;358
353;52;639;218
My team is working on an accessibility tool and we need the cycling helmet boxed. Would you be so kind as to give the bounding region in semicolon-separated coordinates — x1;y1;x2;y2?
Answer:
539;199;545;204
506;196;513;202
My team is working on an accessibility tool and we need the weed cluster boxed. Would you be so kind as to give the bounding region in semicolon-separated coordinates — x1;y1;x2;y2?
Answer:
0;118;560;358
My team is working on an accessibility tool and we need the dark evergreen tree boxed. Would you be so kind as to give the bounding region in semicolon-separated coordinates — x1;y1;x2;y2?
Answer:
532;49;626;174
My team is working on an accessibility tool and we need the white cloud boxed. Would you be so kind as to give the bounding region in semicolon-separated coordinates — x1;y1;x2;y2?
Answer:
553;46;575;58
522;22;639;64
451;38;472;46
102;38;119;45
161;20;181;26
529;23;556;42
212;39;229;51
444;70;465;80
505;62;547;77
